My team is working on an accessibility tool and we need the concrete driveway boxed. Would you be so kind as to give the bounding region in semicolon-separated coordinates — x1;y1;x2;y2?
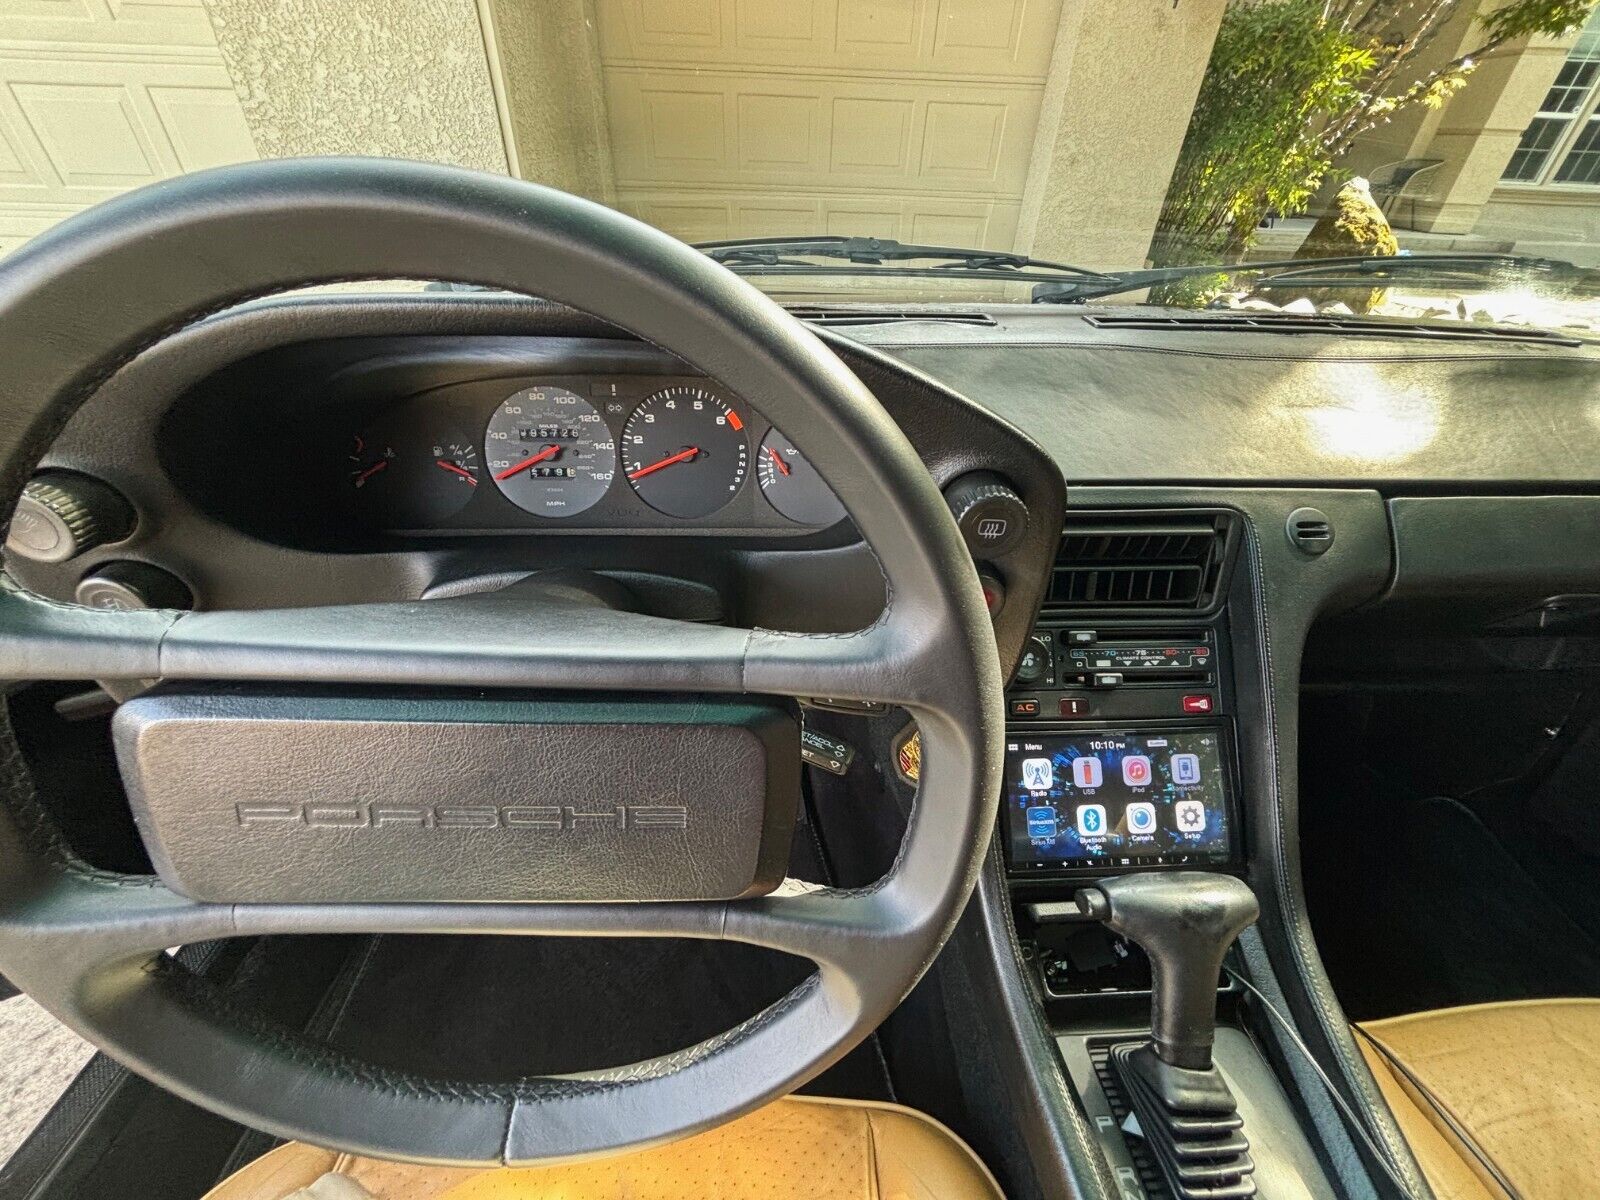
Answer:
0;995;93;1166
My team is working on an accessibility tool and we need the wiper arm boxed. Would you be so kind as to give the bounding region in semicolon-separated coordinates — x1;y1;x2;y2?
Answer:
696;236;1119;285
1031;253;1590;304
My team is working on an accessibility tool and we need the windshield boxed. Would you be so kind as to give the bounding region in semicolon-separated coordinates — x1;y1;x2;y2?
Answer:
9;0;1600;332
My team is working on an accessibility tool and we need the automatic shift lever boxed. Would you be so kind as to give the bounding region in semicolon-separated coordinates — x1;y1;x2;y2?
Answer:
1074;872;1261;1200
1077;872;1259;1069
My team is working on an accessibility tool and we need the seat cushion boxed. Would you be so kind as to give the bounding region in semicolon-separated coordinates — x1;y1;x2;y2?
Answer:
1357;997;1600;1200
201;1095;1004;1200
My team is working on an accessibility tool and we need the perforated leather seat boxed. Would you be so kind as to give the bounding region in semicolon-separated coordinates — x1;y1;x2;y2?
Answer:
1356;998;1600;1200
200;1095;1004;1200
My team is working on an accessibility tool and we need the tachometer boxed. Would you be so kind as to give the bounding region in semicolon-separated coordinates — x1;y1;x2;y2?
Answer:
757;429;846;526
622;387;748;518
485;386;616;517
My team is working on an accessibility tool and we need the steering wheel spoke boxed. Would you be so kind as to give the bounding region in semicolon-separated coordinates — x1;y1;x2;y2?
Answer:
0;574;955;716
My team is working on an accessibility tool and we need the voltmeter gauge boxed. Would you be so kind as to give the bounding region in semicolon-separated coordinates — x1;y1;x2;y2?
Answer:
485;386;616;518
757;429;846;526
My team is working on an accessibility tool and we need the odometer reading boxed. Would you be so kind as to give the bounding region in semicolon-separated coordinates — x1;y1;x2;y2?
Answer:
485;386;615;518
623;387;749;518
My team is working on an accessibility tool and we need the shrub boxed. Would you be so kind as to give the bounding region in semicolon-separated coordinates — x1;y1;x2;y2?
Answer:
1152;0;1600;268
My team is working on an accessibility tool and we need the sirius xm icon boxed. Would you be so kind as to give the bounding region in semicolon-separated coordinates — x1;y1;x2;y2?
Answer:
1020;757;1054;790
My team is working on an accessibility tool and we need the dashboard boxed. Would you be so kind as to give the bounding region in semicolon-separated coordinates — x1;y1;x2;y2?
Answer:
10;286;1600;1200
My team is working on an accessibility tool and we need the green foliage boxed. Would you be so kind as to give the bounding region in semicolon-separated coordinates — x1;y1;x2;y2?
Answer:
1154;0;1370;266
1151;0;1600;272
1481;0;1599;42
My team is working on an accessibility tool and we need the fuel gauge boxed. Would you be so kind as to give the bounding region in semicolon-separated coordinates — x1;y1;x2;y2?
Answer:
348;417;481;528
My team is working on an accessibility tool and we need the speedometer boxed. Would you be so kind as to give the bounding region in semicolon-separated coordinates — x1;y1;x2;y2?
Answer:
485;386;616;518
623;387;748;518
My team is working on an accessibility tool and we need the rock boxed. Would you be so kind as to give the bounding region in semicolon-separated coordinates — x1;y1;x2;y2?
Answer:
1255;178;1399;314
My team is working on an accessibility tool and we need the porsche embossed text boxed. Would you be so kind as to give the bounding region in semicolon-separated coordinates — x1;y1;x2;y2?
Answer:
234;803;689;831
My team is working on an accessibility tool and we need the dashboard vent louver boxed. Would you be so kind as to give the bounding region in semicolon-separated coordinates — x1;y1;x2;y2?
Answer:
787;307;997;327
1048;513;1234;611
1083;311;1583;347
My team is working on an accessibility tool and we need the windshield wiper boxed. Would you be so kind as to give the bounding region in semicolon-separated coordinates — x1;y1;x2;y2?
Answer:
1030;253;1591;303
696;236;1120;286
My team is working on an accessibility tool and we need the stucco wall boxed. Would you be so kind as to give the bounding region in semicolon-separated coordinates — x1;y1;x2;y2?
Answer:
204;0;508;173
1017;0;1226;270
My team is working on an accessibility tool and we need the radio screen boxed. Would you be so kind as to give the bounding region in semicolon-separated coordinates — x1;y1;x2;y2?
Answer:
1004;729;1234;872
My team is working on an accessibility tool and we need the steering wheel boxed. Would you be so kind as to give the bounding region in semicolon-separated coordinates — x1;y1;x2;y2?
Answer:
0;159;1002;1165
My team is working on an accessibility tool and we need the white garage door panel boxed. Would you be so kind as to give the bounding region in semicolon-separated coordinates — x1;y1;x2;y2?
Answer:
0;0;258;257
598;0;1059;80
597;0;1060;252
618;188;1019;247
1;0;217;50
606;69;1042;196
0;58;252;202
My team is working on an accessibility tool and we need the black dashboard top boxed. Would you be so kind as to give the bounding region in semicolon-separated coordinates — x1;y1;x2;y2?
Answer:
836;304;1600;488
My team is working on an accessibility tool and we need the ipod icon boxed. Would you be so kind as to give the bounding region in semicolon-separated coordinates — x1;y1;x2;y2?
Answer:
1121;755;1152;787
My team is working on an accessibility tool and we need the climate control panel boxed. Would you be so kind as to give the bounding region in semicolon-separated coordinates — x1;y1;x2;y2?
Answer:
1008;623;1228;722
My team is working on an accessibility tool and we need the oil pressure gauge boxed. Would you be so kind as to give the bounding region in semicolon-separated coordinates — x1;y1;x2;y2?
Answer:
757;429;846;526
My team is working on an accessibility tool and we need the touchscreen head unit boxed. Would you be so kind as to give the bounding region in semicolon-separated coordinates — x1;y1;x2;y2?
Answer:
1004;728;1235;873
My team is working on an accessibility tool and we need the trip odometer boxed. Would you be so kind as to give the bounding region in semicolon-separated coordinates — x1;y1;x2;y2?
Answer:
623;387;749;518
485;386;616;517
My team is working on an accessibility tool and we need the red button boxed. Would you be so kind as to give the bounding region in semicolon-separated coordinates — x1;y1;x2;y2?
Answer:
1181;694;1214;714
1010;698;1041;717
1059;698;1092;717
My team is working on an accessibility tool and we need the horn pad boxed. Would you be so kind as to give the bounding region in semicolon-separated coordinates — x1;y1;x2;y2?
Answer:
114;690;799;903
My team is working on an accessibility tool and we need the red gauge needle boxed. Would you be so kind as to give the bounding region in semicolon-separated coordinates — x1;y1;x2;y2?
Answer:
353;460;388;486
765;446;791;477
436;459;478;486
494;444;560;481
628;446;700;481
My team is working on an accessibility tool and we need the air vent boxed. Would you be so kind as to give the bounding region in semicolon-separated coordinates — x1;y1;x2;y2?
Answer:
787;306;997;327
1083;311;1582;347
1048;512;1234;610
1286;506;1334;556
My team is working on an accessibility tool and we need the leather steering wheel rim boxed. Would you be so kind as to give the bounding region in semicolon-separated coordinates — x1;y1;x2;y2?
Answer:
0;158;1003;1164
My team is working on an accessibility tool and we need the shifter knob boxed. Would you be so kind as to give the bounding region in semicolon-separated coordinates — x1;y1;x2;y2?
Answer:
1078;872;1257;1070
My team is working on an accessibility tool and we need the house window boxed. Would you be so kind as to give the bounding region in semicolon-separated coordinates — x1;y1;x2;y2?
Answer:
1503;10;1600;184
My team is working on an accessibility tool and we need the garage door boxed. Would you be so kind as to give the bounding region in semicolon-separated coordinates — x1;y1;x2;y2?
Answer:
0;0;257;256
598;0;1062;250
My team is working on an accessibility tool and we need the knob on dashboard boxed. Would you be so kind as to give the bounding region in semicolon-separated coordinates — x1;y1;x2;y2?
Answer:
75;561;192;612
6;472;134;564
943;472;1027;559
1015;635;1052;684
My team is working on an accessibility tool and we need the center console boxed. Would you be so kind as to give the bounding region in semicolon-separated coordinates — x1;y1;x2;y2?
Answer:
995;513;1337;1200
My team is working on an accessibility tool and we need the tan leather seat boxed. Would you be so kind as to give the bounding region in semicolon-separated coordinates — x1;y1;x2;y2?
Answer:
1356;998;1600;1200
200;1095;1004;1200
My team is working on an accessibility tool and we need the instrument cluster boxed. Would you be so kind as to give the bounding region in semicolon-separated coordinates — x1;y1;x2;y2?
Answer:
344;375;846;534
